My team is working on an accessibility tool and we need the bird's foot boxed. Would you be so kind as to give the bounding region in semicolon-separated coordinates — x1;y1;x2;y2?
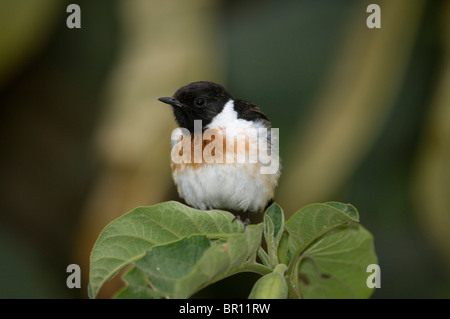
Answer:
232;215;250;232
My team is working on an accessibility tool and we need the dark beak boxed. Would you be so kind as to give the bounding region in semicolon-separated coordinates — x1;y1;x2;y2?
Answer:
158;96;183;108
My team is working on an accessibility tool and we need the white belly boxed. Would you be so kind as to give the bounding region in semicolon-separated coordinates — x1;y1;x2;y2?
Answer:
172;162;278;213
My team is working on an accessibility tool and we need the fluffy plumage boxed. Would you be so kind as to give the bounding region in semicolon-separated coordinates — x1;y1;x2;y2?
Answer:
159;81;280;215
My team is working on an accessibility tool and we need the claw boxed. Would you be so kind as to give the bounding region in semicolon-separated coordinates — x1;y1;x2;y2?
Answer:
232;215;250;231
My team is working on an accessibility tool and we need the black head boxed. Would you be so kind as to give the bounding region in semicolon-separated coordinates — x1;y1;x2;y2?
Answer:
158;81;232;132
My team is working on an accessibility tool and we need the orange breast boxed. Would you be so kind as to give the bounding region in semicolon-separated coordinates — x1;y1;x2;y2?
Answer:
171;127;256;173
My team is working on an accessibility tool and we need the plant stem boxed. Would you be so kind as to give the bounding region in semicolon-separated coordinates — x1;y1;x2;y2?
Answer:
242;263;273;276
286;254;302;299
206;262;272;288
257;247;271;268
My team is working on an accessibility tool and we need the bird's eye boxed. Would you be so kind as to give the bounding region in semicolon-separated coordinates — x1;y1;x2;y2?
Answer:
195;98;205;106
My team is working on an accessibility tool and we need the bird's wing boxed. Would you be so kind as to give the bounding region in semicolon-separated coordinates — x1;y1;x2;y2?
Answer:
233;99;271;128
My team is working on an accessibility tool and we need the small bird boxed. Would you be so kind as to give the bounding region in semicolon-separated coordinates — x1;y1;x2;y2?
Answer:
158;81;280;223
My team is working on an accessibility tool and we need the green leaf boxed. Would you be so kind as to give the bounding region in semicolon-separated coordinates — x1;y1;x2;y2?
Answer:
90;200;377;299
277;231;291;265
284;202;359;262
294;223;377;298
134;235;212;298
88;201;243;298
113;267;159;299
116;225;263;298
263;202;285;267
283;202;377;299
324;201;359;221
174;224;263;298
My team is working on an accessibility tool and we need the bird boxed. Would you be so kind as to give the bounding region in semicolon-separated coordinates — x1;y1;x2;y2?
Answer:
158;81;280;224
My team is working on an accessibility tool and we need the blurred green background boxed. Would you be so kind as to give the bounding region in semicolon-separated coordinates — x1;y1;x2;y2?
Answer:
0;0;449;298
